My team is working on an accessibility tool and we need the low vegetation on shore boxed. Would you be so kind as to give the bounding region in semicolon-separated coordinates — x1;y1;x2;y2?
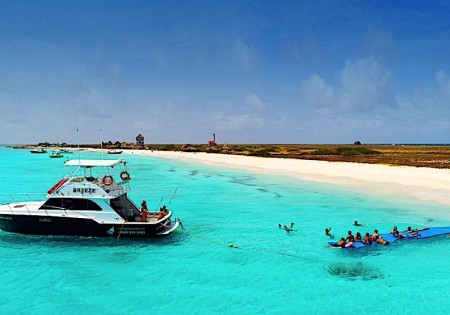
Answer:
13;142;450;169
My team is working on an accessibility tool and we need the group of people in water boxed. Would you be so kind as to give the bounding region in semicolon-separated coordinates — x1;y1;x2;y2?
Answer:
329;222;429;248
140;200;169;222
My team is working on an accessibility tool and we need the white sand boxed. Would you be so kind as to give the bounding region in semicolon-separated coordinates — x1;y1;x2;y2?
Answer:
123;150;450;212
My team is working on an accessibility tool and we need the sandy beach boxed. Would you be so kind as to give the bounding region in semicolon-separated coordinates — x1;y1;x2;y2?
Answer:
123;150;450;212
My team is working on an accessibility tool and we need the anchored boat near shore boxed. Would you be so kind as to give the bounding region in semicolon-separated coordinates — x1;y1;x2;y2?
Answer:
0;159;180;237
30;147;47;154
107;150;123;154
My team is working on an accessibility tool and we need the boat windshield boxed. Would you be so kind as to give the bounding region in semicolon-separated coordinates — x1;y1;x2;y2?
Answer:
39;198;103;211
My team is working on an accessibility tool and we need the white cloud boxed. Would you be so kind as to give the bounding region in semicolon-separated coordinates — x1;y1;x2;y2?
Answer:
245;92;264;111
435;69;450;97
300;56;396;113
361;28;397;67
232;38;256;72
215;112;264;131
300;73;334;109
339;56;395;111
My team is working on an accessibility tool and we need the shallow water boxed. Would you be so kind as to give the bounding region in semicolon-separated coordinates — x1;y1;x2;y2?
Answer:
0;147;449;314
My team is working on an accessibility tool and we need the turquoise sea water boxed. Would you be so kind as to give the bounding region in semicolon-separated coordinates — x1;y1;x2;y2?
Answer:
0;147;449;314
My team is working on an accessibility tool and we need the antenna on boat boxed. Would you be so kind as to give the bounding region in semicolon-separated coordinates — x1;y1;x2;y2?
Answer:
75;96;81;162
168;188;178;206
100;128;104;160
157;196;164;209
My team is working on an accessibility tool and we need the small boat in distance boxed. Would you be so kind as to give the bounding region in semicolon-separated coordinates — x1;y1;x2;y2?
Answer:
59;149;73;154
30;147;47;154
0;159;180;237
107;150;123;154
49;150;64;158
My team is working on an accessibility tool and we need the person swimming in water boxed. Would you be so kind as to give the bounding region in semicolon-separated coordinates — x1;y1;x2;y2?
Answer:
325;227;334;239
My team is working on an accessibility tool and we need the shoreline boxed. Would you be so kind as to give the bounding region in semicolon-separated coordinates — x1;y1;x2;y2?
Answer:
121;150;450;212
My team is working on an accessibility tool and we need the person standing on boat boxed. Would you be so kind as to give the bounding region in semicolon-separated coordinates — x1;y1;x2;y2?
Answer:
141;200;149;222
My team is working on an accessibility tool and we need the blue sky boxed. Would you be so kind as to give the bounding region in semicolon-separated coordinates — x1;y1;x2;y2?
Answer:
1;0;450;144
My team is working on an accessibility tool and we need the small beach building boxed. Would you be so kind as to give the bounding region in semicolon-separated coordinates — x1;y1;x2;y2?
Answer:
136;134;144;146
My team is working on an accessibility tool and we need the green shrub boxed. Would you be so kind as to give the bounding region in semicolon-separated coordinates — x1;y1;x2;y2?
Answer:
312;146;381;156
249;148;277;157
312;149;339;155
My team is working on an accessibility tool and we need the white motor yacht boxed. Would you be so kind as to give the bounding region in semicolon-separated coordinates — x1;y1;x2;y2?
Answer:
0;159;180;237
30;147;47;154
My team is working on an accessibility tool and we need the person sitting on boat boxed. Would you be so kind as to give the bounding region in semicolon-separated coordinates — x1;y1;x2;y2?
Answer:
160;205;169;214
141;200;149;222
354;232;363;242
157;206;167;220
364;232;372;245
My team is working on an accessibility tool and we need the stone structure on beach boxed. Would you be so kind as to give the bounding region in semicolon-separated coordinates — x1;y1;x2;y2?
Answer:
136;134;144;146
208;133;217;146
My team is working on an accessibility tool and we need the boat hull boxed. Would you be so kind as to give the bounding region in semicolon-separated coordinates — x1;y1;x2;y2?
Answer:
113;218;175;238
0;214;111;236
0;214;177;238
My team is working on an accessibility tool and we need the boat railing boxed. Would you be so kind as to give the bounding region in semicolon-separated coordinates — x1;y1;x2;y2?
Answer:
0;193;47;213
0;193;43;216
0;192;47;202
1;199;94;220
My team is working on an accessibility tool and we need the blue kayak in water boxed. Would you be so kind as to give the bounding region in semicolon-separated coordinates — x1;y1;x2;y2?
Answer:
328;226;450;249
